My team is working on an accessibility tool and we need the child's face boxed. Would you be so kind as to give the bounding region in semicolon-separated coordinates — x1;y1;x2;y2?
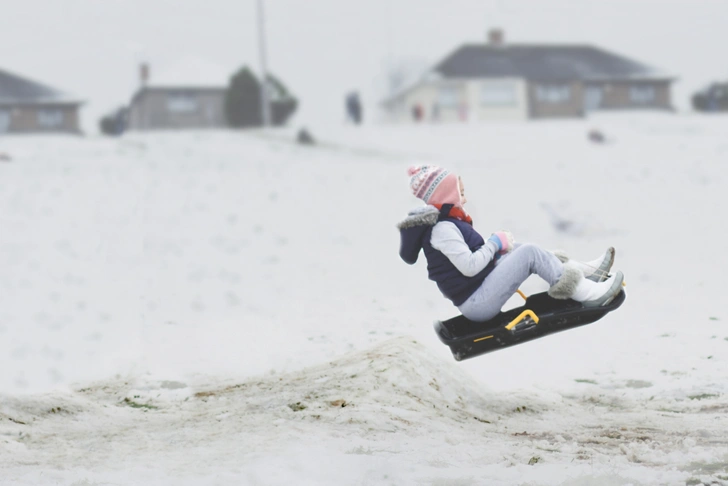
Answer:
459;177;467;205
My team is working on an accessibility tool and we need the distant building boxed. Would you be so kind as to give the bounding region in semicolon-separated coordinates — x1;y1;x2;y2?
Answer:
128;87;227;131
127;61;229;131
0;68;83;134
382;29;676;122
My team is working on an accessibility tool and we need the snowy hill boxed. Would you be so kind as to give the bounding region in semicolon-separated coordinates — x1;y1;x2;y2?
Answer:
1;113;728;484
3;336;727;485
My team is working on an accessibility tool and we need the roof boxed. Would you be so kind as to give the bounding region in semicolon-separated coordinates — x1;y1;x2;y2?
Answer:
146;58;232;89
129;58;232;106
0;68;82;105
434;44;673;82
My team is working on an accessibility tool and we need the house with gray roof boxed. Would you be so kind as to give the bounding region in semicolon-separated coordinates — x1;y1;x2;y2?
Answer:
128;86;228;131
0;68;83;134
382;30;675;122
127;60;230;131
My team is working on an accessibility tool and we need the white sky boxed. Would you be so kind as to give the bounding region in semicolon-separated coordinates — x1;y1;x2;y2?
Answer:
1;0;727;132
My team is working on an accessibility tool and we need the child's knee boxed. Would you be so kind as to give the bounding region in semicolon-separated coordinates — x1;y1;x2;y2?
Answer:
517;243;540;256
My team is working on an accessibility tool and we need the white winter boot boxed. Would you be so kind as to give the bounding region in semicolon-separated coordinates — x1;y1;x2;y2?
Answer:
548;261;624;307
553;247;615;282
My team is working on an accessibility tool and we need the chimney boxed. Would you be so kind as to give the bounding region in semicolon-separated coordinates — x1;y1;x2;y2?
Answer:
139;63;150;86
488;28;504;46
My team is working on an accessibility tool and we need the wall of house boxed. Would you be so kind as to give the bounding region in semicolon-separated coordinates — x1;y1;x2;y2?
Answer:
466;78;528;121
128;89;227;130
528;81;585;119
590;81;672;110
0;105;80;133
385;78;673;122
384;78;528;123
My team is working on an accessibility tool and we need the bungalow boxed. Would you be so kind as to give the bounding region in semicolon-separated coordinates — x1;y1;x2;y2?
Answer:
382;30;675;122
128;87;227;131
127;61;229;131
0;68;83;134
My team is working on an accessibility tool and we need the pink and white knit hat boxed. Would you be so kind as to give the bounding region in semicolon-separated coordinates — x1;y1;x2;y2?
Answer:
407;165;460;206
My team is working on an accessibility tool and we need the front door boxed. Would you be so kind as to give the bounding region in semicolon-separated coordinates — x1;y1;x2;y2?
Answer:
0;109;10;133
584;86;603;112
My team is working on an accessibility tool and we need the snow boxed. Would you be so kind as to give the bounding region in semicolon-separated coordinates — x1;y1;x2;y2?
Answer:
1;113;728;484
3;337;726;485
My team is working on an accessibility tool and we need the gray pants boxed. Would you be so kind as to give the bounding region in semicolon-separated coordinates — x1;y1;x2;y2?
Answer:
458;243;564;322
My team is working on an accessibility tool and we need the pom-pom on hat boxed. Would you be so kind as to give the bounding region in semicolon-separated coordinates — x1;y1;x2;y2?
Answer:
407;165;460;206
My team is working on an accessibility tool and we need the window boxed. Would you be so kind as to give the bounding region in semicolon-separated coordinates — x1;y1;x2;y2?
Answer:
481;82;517;106
0;109;10;132
536;85;571;103
630;86;656;104
37;109;64;128
438;86;460;108
167;93;198;113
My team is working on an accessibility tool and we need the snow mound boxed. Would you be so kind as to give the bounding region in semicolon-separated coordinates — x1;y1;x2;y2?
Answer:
192;335;501;428
3;337;728;485
0;337;518;484
0;337;501;449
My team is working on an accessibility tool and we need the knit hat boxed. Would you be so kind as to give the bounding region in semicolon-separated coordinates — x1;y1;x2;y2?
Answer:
407;165;461;206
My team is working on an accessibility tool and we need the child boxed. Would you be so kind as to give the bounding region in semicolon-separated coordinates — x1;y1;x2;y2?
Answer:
398;165;624;323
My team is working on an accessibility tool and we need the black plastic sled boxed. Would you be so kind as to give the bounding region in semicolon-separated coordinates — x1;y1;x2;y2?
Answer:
434;290;626;361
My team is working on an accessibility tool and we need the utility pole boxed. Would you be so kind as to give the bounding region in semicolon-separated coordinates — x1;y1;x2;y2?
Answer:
257;0;271;127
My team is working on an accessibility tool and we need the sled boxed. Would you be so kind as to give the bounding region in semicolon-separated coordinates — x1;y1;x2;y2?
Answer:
433;288;626;361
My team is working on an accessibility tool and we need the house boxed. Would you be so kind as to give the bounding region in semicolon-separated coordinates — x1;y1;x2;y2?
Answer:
382;30;675;122
128;86;227;130
127;61;229;131
0;68;83;134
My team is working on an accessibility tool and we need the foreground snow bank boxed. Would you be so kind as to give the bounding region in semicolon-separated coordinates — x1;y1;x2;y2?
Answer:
2;337;727;485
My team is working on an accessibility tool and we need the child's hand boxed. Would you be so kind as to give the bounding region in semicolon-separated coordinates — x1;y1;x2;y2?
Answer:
488;231;514;254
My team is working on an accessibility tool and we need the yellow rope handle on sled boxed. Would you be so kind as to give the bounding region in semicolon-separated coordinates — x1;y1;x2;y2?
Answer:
472;289;541;343
473;309;540;343
505;309;540;331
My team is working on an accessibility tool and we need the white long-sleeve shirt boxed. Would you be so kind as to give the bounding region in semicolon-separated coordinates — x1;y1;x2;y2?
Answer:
430;221;500;277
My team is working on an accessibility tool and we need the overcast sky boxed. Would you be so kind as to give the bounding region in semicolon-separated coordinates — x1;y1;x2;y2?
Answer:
1;0;726;132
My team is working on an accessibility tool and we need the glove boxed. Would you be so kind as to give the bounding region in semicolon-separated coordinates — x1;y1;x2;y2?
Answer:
488;231;514;255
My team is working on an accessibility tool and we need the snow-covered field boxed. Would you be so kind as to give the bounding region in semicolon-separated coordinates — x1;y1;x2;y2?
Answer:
1;113;728;485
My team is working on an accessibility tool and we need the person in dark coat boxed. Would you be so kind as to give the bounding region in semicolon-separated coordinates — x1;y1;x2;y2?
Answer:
346;92;362;125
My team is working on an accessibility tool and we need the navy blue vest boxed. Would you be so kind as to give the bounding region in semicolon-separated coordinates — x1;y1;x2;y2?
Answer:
399;206;494;306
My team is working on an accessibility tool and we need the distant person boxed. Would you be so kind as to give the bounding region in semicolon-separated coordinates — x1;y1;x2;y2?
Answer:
397;165;624;323
345;92;362;125
412;104;424;122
